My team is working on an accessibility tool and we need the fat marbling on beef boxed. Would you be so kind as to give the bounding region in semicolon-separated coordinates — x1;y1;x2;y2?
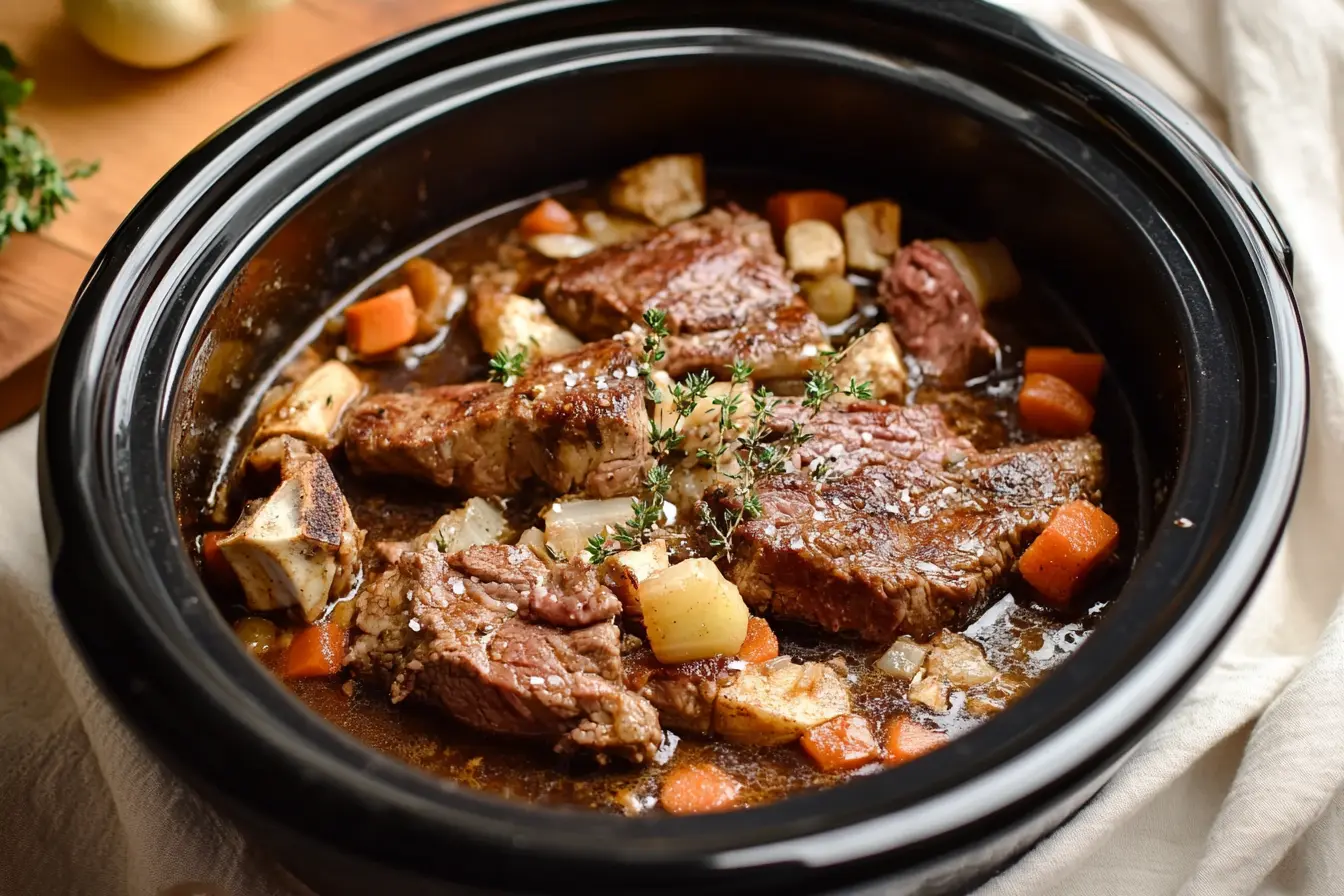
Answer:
716;403;1105;641
538;207;828;379
347;544;663;762
344;340;649;498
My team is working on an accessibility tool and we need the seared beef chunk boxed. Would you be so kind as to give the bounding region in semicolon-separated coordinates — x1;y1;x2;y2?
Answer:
624;648;732;734
717;431;1104;642
770;402;974;478
344;340;649;498
879;241;998;384
348;545;663;762
538;208;828;378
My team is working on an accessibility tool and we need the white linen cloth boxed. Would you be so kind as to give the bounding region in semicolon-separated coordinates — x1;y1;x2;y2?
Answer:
2;0;1342;892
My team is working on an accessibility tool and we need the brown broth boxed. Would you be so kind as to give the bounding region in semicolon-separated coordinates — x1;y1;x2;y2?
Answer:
211;182;1127;814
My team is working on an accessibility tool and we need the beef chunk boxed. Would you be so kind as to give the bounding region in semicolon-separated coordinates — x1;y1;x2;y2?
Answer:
348;545;663;762
539;208;827;378
718;431;1105;641
878;241;998;384
624;648;732;734
769;401;974;478
344;340;649;498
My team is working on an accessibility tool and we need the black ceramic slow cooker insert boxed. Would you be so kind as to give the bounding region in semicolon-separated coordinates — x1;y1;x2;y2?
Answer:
39;1;1306;893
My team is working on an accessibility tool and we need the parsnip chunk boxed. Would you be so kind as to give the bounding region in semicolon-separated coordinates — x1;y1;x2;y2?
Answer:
610;154;706;227
842;200;902;272
832;323;907;401
785;219;845;278
472;292;582;359
714;660;851;746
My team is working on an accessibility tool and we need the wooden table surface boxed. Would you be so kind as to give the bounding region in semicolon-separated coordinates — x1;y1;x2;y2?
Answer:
0;0;494;430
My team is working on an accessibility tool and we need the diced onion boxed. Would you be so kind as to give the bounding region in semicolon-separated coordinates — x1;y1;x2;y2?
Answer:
529;233;599;259
875;637;927;681
543;497;637;560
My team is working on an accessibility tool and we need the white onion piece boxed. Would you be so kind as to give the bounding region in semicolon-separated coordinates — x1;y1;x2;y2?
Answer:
542;497;636;559
529;233;598;259
875;638;927;680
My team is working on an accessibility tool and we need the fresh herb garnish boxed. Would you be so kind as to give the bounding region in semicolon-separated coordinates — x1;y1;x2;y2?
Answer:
487;346;529;386
0;46;97;253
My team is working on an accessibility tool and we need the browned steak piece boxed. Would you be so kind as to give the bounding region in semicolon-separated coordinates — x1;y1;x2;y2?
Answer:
769;401;974;478
538;208;827;378
623;648;733;735
878;241;998;385
718;432;1105;642
348;544;663;762
344;340;649;498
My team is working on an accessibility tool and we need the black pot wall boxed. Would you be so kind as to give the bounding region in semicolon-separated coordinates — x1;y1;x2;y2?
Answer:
40;1;1305;894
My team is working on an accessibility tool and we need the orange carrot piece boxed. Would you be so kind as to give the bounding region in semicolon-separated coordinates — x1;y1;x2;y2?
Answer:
345;286;418;355
1018;372;1095;437
801;714;881;772
738;617;780;664
1024;347;1105;400
201;531;235;584
519;197;579;236
765;190;847;233
1019;499;1120;603
883;716;947;766
660;763;742;816
284;623;347;679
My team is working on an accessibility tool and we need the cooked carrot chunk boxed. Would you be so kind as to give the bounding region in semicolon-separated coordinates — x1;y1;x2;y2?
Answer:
1019;499;1120;603
201;531;235;585
345;286;418;355
1024;347;1105;400
765;190;847;234
802;714;880;772
519;198;579;236
738;616;780;664
882;715;947;766
660;763;742;815
1018;372;1095;437
284;623;347;679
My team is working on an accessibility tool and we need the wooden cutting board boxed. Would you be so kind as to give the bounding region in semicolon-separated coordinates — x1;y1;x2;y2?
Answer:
0;0;495;431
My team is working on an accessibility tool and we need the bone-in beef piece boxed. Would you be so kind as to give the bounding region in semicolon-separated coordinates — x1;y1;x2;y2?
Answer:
348;544;663;762
344;340;649;498
538;208;827;378
717;430;1105;642
878;241;999;385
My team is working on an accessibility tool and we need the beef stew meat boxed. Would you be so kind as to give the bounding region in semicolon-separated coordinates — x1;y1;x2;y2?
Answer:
198;155;1129;815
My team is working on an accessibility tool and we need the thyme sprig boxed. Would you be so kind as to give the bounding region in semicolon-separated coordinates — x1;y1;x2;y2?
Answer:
487;346;528;385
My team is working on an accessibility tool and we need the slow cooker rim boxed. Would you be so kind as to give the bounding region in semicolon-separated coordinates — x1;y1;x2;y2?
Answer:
38;0;1306;889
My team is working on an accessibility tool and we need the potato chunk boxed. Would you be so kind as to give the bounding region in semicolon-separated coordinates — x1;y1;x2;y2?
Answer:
543;496;638;560
714;660;851;746
219;438;363;623
255;360;365;451
581;210;655;247
412;497;507;553
610;154;706;227
842;200;902;272
926;238;1021;308
472;292;582;359
784;220;845;278
832;323;907;401
640;558;750;663
801;274;857;325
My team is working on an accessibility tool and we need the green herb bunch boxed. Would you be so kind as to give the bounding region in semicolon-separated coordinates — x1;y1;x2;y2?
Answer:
0;46;98;252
